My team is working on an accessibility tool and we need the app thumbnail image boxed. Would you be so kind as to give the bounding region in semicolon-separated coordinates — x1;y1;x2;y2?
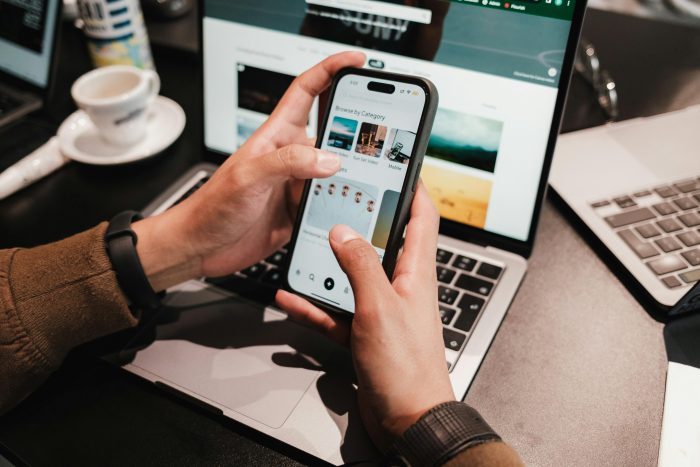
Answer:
421;163;493;229
355;123;387;158
237;114;260;148
307;175;378;237
384;129;416;164
427;108;503;174
371;190;400;249
237;63;295;116
327;116;358;150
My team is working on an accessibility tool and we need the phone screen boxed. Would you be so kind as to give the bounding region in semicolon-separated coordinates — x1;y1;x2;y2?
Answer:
287;73;427;313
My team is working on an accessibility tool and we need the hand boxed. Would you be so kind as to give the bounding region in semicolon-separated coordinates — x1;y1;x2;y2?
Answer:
276;184;456;450
132;51;366;290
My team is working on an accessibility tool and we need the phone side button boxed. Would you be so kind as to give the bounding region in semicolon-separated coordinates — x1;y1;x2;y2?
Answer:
412;162;422;192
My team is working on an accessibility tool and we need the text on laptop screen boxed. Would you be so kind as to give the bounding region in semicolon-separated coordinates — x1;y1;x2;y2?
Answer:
0;0;59;87
203;0;576;242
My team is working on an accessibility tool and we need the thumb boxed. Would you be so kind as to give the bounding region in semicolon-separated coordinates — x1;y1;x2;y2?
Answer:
245;144;340;184
329;224;393;312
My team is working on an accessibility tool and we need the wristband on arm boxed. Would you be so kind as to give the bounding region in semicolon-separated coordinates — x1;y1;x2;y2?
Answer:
384;401;502;467
105;210;162;311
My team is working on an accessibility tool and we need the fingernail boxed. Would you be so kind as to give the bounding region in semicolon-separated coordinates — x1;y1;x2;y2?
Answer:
317;151;340;171
330;224;360;244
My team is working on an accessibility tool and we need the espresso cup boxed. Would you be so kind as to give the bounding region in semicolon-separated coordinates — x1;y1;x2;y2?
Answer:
71;65;160;147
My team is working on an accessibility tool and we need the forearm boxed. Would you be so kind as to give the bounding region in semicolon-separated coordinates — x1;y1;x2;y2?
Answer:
0;224;137;414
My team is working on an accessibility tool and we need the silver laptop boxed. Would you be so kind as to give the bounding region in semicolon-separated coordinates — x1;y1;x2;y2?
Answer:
550;106;700;315
0;0;61;128
118;0;586;463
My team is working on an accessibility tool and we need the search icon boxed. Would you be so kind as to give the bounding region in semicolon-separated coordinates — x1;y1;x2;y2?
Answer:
309;273;315;281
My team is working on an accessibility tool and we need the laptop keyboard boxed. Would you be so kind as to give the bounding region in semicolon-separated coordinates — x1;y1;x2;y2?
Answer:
168;173;505;371
0;89;22;118
591;176;700;289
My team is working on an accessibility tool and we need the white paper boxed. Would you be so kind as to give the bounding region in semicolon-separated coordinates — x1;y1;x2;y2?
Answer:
658;362;700;466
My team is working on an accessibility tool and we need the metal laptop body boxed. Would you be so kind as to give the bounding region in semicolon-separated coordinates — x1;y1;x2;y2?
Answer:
0;0;61;128
550;106;700;313
119;0;587;464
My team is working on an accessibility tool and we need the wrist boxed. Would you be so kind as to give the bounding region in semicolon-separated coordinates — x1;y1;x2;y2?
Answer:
132;211;202;291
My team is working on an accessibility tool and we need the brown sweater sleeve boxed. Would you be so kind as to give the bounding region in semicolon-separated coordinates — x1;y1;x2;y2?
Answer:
0;223;137;414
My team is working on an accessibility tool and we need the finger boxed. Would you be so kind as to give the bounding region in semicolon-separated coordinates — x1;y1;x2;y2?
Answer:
393;182;440;278
276;289;350;346
270;51;366;128
329;224;393;311
240;144;341;185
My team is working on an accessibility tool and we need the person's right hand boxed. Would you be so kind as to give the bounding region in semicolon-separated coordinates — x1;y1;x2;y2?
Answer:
276;184;456;450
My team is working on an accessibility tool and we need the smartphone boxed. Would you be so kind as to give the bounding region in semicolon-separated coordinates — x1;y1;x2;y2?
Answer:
285;67;438;315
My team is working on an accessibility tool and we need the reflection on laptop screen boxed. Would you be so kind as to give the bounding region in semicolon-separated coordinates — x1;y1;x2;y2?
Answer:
0;0;59;87
203;0;577;242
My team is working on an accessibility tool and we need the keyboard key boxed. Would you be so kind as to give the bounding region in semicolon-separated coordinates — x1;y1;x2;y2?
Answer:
477;262;502;279
633;190;652;198
678;230;700;247
652;202;678;216
454;309;479;333
439;305;456;325
437;266;456;284
436;248;453;264
266;250;287;266
682;249;700;266
604;207;656;228
438;286;459;305
241;262;266;278
614;196;637;209
662;276;682;288
654;186;677;198
455;274;493;296
261;268;282;286
458;293;485;313
673;197;698;211
647;256;687;275
617;230;659;259
591;200;611;208
635;223;661;239
674;179;700;193
453;255;477;272
694;193;700;203
442;328;467;351
657;218;683;233
678;212;700;228
654;237;683;253
680;268;700;283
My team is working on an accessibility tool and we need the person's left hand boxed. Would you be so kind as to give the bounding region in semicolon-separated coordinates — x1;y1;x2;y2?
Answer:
133;51;366;290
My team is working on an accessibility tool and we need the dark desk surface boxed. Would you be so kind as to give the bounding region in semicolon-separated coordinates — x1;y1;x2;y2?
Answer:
2;8;700;467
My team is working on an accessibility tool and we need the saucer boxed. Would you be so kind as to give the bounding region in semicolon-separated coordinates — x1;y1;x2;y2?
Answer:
57;96;186;165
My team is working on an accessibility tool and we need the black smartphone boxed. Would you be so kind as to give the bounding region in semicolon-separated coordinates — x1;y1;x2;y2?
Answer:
285;67;438;315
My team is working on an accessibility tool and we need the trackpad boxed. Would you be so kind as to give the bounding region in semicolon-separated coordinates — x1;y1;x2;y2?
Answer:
123;284;347;429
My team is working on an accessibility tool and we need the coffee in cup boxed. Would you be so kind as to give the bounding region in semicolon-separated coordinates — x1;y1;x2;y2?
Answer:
71;65;160;146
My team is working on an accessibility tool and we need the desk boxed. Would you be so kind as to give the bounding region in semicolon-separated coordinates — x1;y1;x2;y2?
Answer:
1;8;700;467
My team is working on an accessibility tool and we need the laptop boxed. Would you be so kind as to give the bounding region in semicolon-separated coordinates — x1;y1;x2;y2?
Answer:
118;0;586;463
0;0;61;128
550;106;700;315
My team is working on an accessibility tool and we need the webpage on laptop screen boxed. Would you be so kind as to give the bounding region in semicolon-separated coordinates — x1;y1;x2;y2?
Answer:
203;0;576;242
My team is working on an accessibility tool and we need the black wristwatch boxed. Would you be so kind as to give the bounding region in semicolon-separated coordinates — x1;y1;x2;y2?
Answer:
105;210;162;310
384;401;501;467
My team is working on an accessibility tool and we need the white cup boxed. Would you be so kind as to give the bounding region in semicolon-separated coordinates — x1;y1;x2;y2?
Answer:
71;65;160;147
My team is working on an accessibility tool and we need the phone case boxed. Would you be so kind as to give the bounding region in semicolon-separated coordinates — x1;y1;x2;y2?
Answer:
284;67;439;317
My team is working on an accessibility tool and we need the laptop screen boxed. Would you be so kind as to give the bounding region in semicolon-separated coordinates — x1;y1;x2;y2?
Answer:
0;0;59;88
203;0;580;244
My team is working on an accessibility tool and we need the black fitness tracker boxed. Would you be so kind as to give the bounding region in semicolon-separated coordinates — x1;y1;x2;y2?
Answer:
384;401;501;467
105;210;162;310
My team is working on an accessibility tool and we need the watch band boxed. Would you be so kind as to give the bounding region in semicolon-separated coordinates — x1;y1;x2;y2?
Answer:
105;210;161;310
384;401;501;467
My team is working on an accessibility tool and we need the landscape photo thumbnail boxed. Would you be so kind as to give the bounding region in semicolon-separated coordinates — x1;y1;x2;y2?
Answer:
427;108;503;173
